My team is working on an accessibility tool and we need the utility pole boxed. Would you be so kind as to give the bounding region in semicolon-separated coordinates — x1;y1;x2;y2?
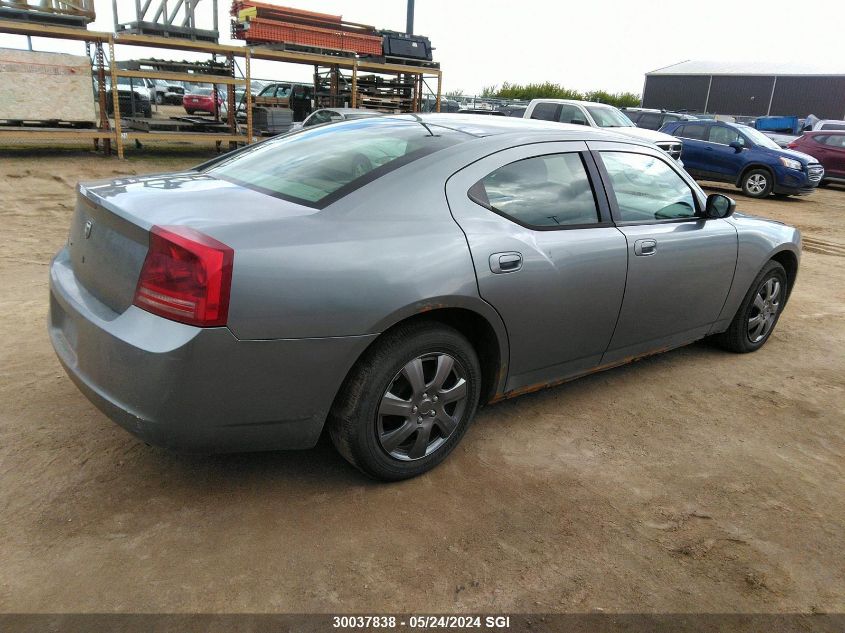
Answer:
406;0;414;34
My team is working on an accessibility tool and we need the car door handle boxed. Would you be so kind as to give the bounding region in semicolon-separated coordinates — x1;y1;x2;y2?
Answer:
489;252;523;273
634;239;657;256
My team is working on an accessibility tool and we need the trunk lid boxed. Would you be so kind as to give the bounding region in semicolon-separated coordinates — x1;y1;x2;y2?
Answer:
68;171;316;314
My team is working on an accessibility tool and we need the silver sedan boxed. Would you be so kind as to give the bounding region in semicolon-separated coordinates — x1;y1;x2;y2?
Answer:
49;115;801;480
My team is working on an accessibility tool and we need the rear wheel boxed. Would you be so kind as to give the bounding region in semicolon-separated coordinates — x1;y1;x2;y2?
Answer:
329;322;481;480
714;260;787;353
742;168;774;198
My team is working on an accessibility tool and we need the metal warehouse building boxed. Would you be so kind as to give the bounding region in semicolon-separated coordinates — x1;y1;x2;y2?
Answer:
642;60;845;119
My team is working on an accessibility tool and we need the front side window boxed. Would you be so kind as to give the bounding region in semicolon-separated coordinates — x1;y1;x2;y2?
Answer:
206;118;468;208
709;125;743;145
585;106;634;128
469;153;600;228
558;104;588;125
601;152;697;222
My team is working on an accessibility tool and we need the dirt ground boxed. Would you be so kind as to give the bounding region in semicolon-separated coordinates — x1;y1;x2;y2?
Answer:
0;150;843;615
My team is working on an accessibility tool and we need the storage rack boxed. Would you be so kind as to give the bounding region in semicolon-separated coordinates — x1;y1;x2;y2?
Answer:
0;18;442;159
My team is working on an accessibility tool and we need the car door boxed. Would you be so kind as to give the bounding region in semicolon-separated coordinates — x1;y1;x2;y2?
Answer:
672;122;710;177
589;141;738;364
820;135;845;178
446;142;628;393
703;124;748;181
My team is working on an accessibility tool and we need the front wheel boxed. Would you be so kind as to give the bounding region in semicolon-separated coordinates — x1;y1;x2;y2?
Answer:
713;260;787;353
742;168;774;198
329;322;481;480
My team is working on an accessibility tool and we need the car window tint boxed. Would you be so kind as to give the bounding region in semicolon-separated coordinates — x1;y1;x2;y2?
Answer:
821;122;845;131
624;111;641;124
709;125;742;145
207;119;469;208
601;152;697;222
675;123;707;140
470;153;600;228
822;135;845;148
530;102;560;121
558;104;588;125
638;112;662;129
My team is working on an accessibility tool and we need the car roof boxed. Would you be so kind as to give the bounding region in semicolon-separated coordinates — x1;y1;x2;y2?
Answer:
315;107;375;114
807;129;845;135
529;98;617;108
370;113;652;145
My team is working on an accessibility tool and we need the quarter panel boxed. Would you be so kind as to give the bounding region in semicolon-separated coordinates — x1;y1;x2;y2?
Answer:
713;214;802;331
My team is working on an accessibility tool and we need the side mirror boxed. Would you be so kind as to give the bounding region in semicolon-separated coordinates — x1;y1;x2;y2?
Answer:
705;193;736;219
729;140;744;152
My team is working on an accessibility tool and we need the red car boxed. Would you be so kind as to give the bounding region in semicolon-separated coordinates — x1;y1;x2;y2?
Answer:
182;88;225;116
788;131;845;185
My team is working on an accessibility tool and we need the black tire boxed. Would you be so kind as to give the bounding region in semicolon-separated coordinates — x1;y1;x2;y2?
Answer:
741;168;774;198
329;321;481;480
713;260;787;353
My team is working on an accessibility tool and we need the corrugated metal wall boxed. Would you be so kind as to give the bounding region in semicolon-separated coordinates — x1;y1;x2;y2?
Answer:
643;74;845;118
706;76;774;117
769;77;845;119
642;75;709;112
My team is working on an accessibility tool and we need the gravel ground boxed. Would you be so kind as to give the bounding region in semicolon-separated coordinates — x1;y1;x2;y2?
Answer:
0;151;843;614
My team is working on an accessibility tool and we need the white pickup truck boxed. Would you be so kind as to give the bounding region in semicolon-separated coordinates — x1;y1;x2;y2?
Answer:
523;99;684;164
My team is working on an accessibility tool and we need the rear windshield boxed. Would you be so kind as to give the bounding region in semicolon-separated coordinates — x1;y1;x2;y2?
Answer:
205;118;470;208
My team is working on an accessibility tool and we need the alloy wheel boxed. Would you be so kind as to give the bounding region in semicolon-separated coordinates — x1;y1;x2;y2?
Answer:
377;353;468;461
748;277;781;343
746;173;768;195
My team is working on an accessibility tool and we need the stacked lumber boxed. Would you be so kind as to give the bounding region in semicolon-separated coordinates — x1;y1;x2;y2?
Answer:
231;1;382;56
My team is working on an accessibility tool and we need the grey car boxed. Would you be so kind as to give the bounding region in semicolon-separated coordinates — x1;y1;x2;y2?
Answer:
49;115;801;480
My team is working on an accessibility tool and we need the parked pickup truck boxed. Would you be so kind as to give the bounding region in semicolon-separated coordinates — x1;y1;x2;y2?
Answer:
660;119;824;198
523;99;684;163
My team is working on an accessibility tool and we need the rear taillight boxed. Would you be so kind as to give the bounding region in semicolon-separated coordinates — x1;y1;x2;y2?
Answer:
787;141;798;149
134;225;233;327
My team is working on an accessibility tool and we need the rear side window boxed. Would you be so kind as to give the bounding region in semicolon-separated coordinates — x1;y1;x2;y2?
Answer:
207;118;468;208
601;152;697;222
530;102;560;121
638;112;662;130
624;111;642;124
821;122;845;131
822;135;845;148
675;123;707;140
468;153;600;228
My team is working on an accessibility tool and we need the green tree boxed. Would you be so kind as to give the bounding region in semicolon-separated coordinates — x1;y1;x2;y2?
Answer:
476;82;641;108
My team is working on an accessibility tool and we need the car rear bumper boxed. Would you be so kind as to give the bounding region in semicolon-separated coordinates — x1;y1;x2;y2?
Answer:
48;247;376;453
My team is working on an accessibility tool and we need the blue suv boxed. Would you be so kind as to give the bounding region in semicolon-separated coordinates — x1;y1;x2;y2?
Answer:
660;119;824;198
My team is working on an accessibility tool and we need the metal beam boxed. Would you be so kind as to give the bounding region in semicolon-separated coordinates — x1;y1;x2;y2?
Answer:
115;68;245;85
